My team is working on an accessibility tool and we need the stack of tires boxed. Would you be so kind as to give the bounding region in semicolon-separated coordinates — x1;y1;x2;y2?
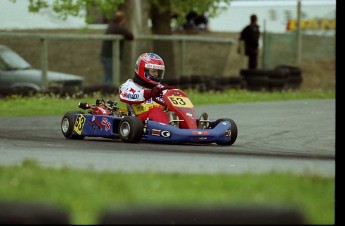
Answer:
274;65;303;90
240;65;302;91
163;75;247;92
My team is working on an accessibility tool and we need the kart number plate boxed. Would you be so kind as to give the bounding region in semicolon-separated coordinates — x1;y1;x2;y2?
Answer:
168;96;193;108
74;114;86;135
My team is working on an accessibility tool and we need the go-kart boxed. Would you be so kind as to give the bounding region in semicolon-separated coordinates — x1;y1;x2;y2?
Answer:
61;88;237;145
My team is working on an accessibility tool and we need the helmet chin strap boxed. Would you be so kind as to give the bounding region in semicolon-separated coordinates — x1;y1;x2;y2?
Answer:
133;73;156;88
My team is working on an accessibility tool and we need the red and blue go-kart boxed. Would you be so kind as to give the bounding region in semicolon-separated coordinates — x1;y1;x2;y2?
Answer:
61;88;238;145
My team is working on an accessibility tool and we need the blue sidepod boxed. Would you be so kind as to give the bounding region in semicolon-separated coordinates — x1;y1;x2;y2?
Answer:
144;120;233;144
72;114;122;138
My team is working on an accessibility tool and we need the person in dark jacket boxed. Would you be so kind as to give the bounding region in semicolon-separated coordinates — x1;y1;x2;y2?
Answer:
239;14;260;69
100;11;134;85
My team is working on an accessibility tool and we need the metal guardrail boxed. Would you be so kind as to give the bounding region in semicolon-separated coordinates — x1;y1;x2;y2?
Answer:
0;32;235;88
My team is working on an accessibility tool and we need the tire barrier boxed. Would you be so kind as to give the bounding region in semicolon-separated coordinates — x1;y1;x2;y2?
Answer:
0;66;302;97
0;201;70;224
98;205;307;224
274;65;303;89
240;65;303;91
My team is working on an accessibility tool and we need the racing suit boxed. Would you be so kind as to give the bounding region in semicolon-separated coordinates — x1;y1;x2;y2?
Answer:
119;79;169;124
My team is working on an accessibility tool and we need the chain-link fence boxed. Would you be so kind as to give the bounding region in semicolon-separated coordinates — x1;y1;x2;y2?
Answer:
262;32;335;69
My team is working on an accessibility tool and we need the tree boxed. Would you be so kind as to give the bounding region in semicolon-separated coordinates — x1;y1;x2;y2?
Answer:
23;0;231;27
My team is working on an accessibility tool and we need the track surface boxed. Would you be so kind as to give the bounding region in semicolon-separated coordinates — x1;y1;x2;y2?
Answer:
0;99;335;177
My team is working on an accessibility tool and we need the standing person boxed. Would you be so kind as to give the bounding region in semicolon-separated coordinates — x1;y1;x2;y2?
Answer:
239;14;260;69
100;11;134;86
119;52;209;128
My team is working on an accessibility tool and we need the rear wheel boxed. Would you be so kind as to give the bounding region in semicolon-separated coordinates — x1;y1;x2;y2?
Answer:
214;118;238;145
118;116;144;143
61;111;85;140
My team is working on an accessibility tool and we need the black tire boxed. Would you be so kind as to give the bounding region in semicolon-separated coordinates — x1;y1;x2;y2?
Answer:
240;69;270;91
214;118;238;145
61;111;85;140
274;65;303;89
118;116;144;143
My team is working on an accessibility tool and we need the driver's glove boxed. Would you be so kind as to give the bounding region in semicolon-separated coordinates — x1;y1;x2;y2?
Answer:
143;86;175;99
143;87;162;99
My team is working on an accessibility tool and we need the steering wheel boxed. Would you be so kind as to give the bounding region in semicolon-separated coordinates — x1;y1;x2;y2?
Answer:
152;86;174;107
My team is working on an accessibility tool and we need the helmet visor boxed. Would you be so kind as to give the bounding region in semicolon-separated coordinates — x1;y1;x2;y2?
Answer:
144;64;165;83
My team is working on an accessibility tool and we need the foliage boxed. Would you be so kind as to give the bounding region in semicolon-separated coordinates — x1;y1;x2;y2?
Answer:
13;0;232;24
153;0;232;25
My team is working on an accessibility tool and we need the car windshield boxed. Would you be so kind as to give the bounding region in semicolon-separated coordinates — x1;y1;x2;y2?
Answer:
0;48;32;70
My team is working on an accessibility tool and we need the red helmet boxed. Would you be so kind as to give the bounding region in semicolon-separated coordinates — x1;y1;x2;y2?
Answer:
134;53;165;86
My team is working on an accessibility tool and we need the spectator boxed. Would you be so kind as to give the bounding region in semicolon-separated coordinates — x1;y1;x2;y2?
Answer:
100;11;134;86
194;14;209;32
183;11;209;33
239;14;260;69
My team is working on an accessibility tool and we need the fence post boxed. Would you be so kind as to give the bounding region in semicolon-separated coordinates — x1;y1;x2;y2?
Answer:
112;39;120;87
296;0;302;64
179;40;186;77
40;38;48;91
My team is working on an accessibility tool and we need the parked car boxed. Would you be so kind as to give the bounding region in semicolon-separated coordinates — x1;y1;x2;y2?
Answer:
0;44;84;96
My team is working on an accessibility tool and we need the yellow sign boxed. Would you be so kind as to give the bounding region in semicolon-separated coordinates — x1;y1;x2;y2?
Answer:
74;114;86;135
168;96;193;108
287;18;335;30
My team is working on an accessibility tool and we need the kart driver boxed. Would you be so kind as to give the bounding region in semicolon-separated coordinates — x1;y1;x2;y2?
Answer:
119;52;173;124
119;52;209;128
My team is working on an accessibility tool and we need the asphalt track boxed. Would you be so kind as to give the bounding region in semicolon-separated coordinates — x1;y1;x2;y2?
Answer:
0;99;335;177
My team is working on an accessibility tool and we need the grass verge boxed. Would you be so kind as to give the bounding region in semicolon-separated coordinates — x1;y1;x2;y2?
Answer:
0;160;335;224
0;89;335;117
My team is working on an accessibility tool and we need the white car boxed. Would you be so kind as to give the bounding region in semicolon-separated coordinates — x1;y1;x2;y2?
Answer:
0;44;84;95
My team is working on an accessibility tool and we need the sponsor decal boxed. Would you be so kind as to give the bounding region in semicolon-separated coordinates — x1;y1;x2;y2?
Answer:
192;131;209;135
125;93;140;99
92;116;103;130
286;18;335;31
151;129;161;136
101;117;111;131
161;130;171;138
150;129;171;138
88;120;100;131
225;130;232;137
194;137;208;141
145;63;165;70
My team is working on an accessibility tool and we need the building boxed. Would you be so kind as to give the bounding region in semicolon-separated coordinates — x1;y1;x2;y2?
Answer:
208;0;336;34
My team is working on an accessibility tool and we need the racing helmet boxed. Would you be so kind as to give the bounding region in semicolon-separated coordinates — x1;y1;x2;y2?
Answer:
134;53;165;86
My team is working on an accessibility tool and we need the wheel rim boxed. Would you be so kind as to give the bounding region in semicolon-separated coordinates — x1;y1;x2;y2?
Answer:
120;121;130;136
61;118;70;133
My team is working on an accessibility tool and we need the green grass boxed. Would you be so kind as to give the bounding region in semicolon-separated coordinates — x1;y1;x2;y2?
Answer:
0;90;335;224
0;89;335;117
0;160;335;224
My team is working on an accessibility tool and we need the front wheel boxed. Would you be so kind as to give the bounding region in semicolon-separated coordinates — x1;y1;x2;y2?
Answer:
214;118;238;145
118;116;144;143
61;111;85;140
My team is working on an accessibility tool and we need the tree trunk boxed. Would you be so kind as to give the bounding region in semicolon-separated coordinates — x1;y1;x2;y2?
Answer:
150;0;176;80
122;0;149;82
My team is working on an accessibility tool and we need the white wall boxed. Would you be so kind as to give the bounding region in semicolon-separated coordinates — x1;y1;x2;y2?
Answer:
208;0;336;33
